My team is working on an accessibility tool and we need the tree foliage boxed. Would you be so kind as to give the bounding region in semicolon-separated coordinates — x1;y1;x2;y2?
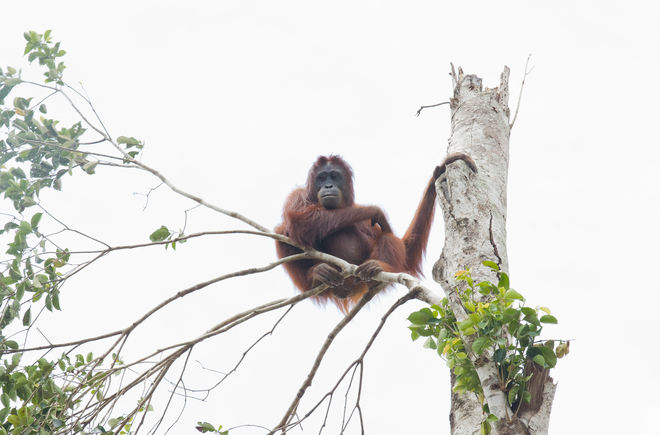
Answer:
408;261;568;433
0;30;148;434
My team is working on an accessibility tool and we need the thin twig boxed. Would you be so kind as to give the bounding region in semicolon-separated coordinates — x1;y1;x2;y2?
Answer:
8;253;311;356
38;204;110;248
71;82;113;138
416;101;450;116
65;285;327;432
284;291;417;434
272;286;380;434
24;139;126;162
510;54;534;129
189;306;295;399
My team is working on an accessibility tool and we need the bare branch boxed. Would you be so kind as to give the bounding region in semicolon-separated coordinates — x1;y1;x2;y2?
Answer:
9;253;312;356
272;288;375;434
189;306;295;399
24;139;127;162
22;78;271;233
282;291;417;434
510;53;533;129
416;101;450;116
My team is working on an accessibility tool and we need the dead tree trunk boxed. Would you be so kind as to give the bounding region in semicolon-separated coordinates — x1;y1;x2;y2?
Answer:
432;66;556;434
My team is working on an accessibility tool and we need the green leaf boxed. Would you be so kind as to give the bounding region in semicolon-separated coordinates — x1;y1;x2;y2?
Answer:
82;161;98;174
502;308;520;323
477;281;496;295
11;353;20;369
494;348;506;363
498;272;509;290
30;212;43;229
0;394;9;408
22;308;31;326
457;318;474;331
482;260;500;270
537;346;558;368
109;418;121;429
472;337;491;355
7;414;19;427
149;225;171;242
408;308;434;325
539;314;558;324
15;283;25;301
197;422;217;433
523;312;539;326
532;354;545;366
417;328;433;337
486;414;498;423
521;307;536;316
0;84;14;103
52;291;61;310
0;410;8;427
423;337;436;349
9;267;22;281
117;136;141;147
508;386;519;405
18;220;31;234
504;289;524;300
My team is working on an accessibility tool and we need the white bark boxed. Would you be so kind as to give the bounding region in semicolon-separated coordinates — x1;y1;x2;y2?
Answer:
433;66;555;434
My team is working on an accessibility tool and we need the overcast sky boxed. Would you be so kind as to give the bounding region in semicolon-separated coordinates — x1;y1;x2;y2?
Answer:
2;1;659;434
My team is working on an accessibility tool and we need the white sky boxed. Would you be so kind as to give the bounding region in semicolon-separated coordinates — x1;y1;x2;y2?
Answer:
1;1;659;434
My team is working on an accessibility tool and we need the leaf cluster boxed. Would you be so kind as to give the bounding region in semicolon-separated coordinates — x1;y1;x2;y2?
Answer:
0;351;116;434
0;29;143;337
0;31;145;433
0;347;151;434
196;421;229;434
23;30;66;85
1;35;90;209
0;214;66;331
408;262;568;419
149;225;186;250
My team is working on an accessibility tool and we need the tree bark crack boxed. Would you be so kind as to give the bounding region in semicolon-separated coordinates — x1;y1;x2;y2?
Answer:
489;212;503;268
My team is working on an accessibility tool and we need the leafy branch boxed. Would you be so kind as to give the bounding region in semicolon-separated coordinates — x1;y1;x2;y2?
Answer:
408;262;568;433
